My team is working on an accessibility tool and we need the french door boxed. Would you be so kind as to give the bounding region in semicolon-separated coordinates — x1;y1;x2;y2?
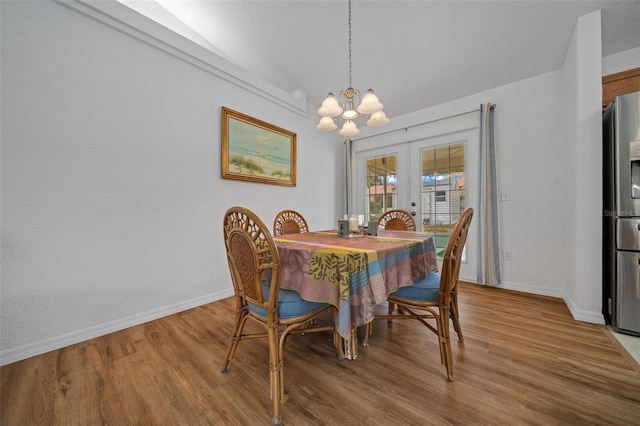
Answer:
353;125;478;274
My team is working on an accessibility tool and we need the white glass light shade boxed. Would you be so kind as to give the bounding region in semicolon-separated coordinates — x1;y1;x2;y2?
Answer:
342;109;358;120
339;120;360;137
357;89;383;114
367;110;390;127
317;94;343;117
316;116;337;131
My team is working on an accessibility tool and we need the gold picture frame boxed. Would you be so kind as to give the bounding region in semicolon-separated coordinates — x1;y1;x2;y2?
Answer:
221;107;296;187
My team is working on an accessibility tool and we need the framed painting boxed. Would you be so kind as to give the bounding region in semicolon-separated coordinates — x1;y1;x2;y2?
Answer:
221;107;296;187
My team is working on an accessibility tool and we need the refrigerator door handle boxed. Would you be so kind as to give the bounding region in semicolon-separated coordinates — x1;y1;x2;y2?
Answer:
637;258;640;300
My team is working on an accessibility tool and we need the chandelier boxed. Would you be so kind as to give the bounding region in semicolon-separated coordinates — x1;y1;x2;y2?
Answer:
315;0;390;137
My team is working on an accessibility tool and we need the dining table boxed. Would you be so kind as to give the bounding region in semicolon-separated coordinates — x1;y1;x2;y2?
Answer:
273;229;438;359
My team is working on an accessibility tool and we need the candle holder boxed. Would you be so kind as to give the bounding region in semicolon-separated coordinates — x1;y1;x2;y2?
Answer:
348;214;365;235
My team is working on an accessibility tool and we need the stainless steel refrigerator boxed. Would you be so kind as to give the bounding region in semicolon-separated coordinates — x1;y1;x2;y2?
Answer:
603;90;640;336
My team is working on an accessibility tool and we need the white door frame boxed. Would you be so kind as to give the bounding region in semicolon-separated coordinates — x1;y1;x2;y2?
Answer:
354;143;410;217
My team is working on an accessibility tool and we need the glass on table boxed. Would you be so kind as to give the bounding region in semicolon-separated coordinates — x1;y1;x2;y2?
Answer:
367;220;378;236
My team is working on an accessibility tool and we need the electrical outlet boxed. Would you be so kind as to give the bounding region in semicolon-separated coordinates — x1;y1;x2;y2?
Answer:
499;192;511;201
503;250;512;261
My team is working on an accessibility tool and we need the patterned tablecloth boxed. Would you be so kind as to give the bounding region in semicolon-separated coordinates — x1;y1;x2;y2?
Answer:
274;230;438;340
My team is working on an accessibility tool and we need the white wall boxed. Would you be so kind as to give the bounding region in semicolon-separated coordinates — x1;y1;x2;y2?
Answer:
357;70;567;297
561;11;604;323
355;11;607;324
0;0;342;365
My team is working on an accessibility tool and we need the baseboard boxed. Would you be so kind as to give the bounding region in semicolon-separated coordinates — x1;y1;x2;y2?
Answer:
460;277;604;325
0;289;234;366
498;281;565;298
459;276;565;298
563;293;606;325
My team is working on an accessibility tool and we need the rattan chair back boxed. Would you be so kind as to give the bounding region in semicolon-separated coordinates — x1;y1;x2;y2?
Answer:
377;209;417;231
224;206;279;310
273;209;309;236
439;208;473;307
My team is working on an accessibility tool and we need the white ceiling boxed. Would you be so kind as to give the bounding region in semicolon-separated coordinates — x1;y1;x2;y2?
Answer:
123;0;640;118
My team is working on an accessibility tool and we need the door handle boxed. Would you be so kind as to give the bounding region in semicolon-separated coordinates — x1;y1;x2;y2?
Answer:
637;257;640;300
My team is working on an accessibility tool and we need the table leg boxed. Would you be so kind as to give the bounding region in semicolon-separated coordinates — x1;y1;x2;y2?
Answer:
341;328;359;360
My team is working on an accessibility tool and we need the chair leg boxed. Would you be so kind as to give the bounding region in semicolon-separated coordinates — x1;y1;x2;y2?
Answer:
450;293;464;343
437;308;454;382
268;326;282;426
362;322;372;347
278;325;294;403
221;306;248;372
387;302;395;323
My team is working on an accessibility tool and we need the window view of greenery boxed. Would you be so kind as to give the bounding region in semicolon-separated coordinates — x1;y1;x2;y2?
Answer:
365;155;397;222
421;144;465;257
365;145;465;258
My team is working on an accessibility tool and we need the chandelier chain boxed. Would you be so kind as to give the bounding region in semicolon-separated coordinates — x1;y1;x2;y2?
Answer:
348;0;352;88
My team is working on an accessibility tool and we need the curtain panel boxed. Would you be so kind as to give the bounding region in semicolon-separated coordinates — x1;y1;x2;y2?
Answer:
476;103;501;286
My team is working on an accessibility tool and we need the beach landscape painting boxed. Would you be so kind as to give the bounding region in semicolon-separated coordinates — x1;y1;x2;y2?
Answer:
221;107;296;186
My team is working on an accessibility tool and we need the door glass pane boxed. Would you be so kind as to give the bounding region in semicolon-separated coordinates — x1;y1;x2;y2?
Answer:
365;155;397;222
420;143;465;257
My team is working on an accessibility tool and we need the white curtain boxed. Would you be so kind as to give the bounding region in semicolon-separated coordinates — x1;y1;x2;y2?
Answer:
476;103;501;286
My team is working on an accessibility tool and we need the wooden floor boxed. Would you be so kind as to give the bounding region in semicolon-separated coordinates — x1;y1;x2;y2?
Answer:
2;282;640;425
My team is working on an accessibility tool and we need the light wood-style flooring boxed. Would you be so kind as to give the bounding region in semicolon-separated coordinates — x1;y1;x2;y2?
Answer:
2;282;640;425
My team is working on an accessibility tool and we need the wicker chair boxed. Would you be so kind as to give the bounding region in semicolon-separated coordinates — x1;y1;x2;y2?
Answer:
221;206;341;425
377;209;417;231
273;209;309;236
365;207;474;382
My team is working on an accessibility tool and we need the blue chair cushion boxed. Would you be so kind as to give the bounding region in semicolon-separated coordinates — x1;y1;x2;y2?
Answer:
390;272;441;301
248;281;328;319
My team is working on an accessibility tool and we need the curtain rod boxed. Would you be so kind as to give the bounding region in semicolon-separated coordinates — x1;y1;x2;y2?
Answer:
350;104;495;142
